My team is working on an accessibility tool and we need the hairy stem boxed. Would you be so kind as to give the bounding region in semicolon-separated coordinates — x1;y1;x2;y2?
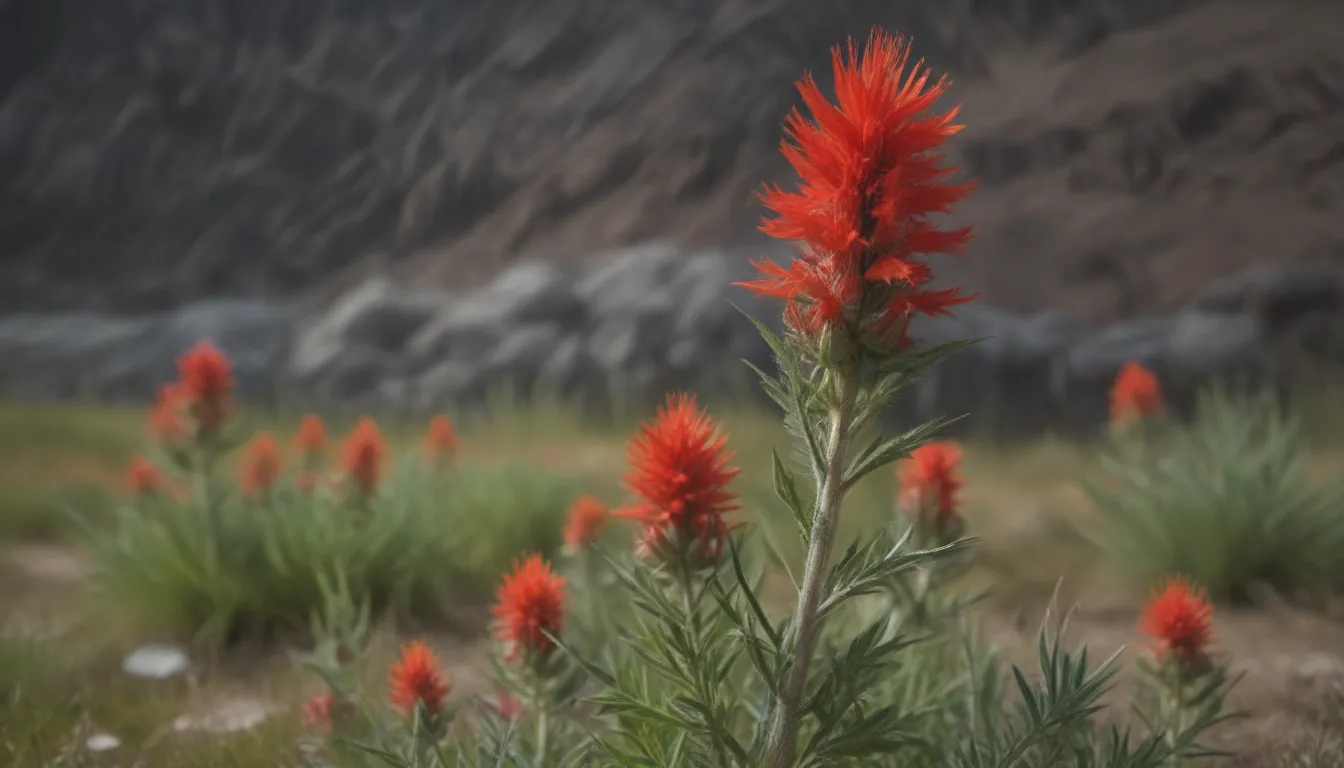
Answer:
763;369;860;768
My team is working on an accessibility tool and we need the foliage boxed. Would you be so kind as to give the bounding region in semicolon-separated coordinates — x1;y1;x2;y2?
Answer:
75;418;579;646
1084;387;1344;602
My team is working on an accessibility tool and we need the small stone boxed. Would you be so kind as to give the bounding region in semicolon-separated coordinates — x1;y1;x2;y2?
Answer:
172;697;285;735
122;644;190;679
86;733;121;752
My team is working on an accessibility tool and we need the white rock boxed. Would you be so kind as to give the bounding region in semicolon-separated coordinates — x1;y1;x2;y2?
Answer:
121;644;190;679
86;733;121;752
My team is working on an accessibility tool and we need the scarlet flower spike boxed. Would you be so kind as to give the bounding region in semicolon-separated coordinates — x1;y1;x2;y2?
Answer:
388;641;450;718
175;340;234;433
738;28;976;350
148;383;187;444
492;554;567;661
897;441;963;517
563;495;609;552
294;415;327;459
615;393;741;566
1111;361;1165;426
338;418;386;501
423;415;460;467
124;456;163;498
1141;575;1214;667
239;432;282;498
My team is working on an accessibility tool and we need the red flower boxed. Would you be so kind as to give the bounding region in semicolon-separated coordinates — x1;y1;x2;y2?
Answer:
616;393;740;565
302;691;336;734
897;441;963;516
239;432;282;497
563;495;608;551
338;418;386;500
1141;576;1214;666
293;415;327;461
148;384;187;443
176;340;234;433
492;554;566;661
423;415;460;467
738;28;975;349
388;642;450;718
1111;361;1164;426
124;456;163;498
493;688;523;722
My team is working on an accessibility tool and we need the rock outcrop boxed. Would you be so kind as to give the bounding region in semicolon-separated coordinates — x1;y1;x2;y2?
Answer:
2;247;1337;437
1;0;1340;323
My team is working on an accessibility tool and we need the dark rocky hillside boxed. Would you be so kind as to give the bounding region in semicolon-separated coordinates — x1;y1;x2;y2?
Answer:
1;0;1341;321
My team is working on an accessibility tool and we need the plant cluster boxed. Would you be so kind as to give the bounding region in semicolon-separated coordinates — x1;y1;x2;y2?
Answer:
1088;361;1344;603
76;342;577;645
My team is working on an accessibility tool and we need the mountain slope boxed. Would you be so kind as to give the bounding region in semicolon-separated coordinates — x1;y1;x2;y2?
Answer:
0;0;1339;321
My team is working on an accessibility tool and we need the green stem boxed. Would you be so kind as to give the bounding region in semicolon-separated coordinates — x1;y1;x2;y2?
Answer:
677;557;731;767
534;705;550;766
763;369;860;768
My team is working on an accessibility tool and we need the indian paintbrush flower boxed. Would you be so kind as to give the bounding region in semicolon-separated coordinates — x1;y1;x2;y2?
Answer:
293;415;327;493
239;432;282;498
1141;575;1214;672
423;415;460;468
388;641;450;719
1111;361;1165;426
615;392;740;568
562;494;608;553
338;418;386;502
897;441;965;542
148;384;188;444
737;29;975;359
124;456;163;499
175;340;234;436
748;29;977;767
492;554;566;663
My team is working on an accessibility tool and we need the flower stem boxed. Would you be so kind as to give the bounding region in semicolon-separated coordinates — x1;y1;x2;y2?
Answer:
763;369;859;768
534;700;550;766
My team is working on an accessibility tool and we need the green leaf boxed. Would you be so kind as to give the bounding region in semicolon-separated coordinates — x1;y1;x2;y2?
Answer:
771;449;811;540
843;416;957;493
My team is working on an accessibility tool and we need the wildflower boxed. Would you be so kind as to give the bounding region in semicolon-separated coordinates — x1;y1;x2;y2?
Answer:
616;393;740;566
388;641;450;718
302;691;336;735
423;415;460;467
293;415;327;460
338;418;386;501
563;495;608;552
493;554;566;662
239;432;282;498
897;441;964;539
175;340;233;434
148;384;187;444
1141;576;1214;667
1111;361;1164;426
124;456;163;498
493;688;523;722
737;29;975;352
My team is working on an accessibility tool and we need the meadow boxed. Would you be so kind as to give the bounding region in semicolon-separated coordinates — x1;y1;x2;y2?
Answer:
2;359;1344;767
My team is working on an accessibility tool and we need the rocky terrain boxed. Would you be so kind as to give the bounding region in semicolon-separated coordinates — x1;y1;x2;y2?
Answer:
1;0;1341;321
2;247;1339;437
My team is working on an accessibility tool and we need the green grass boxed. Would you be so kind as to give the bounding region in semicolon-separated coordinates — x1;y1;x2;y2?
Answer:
0;623;308;768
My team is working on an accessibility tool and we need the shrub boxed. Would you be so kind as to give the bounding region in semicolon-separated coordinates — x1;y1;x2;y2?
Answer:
1085;384;1344;603
75;344;580;645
